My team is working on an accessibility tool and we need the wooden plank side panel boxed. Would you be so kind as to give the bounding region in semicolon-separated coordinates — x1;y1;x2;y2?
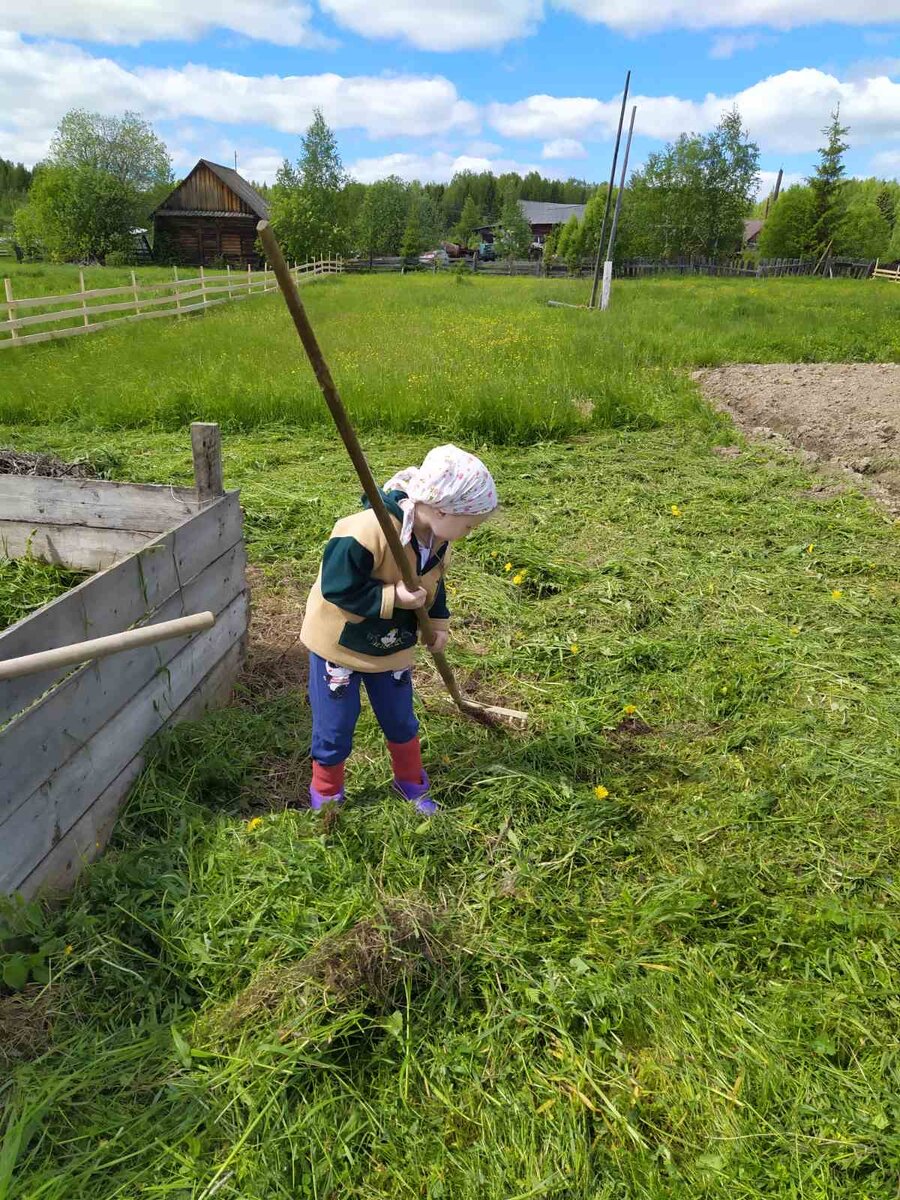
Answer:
14;639;245;899
0;522;150;572
0;477;200;532
0;492;242;725
0;590;248;894
0;540;247;821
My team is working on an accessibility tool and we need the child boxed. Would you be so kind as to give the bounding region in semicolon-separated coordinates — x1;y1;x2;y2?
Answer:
301;444;498;814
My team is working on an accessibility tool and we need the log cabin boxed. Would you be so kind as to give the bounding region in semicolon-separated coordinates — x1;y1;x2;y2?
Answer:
151;160;269;267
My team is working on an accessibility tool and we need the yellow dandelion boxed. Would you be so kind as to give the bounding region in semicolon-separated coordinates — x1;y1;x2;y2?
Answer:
64;944;74;956
790;627;800;636
491;550;499;558
671;504;682;517
512;573;525;585
504;562;512;572
806;544;814;554
831;589;843;601
623;704;637;715
594;785;610;800
246;816;264;831
570;643;580;655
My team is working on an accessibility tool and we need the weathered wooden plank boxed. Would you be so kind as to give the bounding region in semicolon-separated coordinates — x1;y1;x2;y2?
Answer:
5;275;232;310
0;522;151;571
0;540;246;819
0;492;242;724
0;591;248;893
13;638;245;899
191;423;224;503
0;476;200;532
0;299;235;349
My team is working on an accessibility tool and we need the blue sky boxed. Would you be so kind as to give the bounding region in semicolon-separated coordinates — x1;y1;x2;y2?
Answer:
2;2;900;194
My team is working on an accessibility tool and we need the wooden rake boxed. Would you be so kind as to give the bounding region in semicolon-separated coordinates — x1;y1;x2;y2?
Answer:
256;220;527;729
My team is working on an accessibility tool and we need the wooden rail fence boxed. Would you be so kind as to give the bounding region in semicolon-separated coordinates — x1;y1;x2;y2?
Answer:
872;260;900;282
1;256;343;349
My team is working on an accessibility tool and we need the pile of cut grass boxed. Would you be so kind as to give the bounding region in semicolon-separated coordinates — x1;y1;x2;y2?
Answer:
2;423;898;1199
2;273;898;443
0;556;84;630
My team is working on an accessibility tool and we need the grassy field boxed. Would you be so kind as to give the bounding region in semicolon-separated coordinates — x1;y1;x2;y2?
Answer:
2;273;899;442
1;274;899;1198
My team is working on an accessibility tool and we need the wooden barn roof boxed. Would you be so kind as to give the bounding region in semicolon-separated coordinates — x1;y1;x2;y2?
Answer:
152;160;269;219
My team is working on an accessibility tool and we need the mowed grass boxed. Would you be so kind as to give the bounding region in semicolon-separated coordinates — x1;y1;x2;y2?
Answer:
1;407;899;1197
2;272;899;443
0;556;85;631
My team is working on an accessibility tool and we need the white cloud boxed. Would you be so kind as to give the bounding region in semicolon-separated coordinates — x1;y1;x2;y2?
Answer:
0;33;478;167
871;149;900;175
319;0;541;51
710;33;766;59
489;69;900;154
0;0;325;46
347;150;544;183
554;0;900;35
541;137;587;159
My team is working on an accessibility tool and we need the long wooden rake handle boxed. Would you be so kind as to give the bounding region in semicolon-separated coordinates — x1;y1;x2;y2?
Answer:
257;220;484;720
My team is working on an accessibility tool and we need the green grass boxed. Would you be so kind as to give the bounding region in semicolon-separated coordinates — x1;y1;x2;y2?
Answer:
1;410;899;1197
0;556;85;630
2;273;899;443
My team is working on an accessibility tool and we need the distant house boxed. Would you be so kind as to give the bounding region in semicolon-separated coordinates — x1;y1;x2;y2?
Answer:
743;218;765;248
476;199;588;248
151;160;269;267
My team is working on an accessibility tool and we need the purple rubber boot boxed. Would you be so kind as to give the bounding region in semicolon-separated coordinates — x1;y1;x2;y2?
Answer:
392;769;438;816
309;785;345;811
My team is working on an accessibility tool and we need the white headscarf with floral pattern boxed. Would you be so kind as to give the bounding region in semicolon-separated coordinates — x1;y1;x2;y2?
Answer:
384;444;498;544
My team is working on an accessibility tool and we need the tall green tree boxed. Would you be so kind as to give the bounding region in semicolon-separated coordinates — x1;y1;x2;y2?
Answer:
557;214;584;272
626;109;759;259
835;200;891;259
494;189;532;260
270;109;348;261
808;107;850;252
13;164;140;261
757;185;816;258
400;194;425;259
876;185;896;233
452;194;481;246
0;157;32;234
354;177;409;256
48;109;171;191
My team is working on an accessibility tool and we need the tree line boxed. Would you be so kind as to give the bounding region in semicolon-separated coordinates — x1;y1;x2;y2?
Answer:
4;104;899;266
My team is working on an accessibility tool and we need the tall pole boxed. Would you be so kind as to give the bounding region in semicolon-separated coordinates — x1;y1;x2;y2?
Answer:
589;70;631;309
772;166;783;205
600;105;637;312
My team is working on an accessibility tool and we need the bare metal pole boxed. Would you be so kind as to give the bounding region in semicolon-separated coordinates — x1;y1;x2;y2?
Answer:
589;70;631;309
600;105;637;312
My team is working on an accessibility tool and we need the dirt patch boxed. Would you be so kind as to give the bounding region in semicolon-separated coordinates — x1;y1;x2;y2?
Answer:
0;449;99;478
241;565;309;700
0;985;55;1066
695;363;900;512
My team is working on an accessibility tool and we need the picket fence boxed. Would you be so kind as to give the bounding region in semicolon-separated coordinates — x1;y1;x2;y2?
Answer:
1;257;343;349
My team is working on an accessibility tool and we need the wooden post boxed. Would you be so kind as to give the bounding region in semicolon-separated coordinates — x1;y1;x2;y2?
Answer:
226;263;233;300
173;266;182;315
199;264;207;308
264;262;269;291
79;270;89;327
4;276;17;342
191;422;224;504
589;69;631;309
130;269;140;317
247;262;252;295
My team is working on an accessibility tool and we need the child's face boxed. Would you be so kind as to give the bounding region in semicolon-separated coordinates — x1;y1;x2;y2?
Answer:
428;509;492;542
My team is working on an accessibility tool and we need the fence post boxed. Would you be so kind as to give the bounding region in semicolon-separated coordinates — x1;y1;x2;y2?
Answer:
264;262;269;291
130;269;140;318
226;263;233;300
173;266;182;315
79;270;89;327
4;277;17;342
247;262;252;295
191;422;224;505
200;264;207;309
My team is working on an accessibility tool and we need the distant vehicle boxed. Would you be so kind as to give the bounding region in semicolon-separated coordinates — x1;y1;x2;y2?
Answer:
477;241;496;261
419;247;450;266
